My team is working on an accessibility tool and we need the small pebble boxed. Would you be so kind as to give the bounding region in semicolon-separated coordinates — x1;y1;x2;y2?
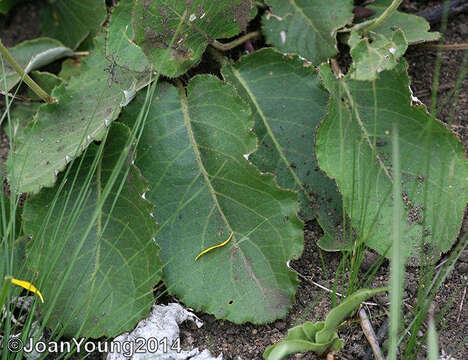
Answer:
459;249;468;263
360;250;380;272
376;293;389;305
458;23;468;35
457;262;468;274
275;321;286;330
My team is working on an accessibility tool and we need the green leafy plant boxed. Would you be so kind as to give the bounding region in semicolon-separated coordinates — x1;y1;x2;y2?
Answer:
263;287;387;359
0;0;466;357
0;0;15;15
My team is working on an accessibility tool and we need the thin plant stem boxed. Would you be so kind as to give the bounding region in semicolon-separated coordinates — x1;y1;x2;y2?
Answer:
255;1;267;8
0;90;42;102
364;0;402;33
436;51;467;117
73;51;89;56
211;31;261;51
0;39;57;103
427;305;439;360
430;0;451;115
418;43;468;51
207;46;229;66
348;0;402;33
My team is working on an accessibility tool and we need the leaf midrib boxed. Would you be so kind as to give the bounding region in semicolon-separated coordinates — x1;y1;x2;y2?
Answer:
176;82;234;235
289;1;326;42
176;81;269;299
229;66;311;201
340;79;392;180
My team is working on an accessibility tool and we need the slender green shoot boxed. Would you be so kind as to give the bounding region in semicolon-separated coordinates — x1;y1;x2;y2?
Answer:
387;122;405;360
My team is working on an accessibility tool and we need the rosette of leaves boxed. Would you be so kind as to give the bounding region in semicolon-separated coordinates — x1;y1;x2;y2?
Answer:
263;288;386;359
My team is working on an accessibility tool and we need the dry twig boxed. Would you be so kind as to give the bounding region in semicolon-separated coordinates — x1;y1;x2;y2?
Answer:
360;308;385;360
456;285;466;323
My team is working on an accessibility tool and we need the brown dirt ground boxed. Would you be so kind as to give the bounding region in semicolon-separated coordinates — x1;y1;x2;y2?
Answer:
0;1;466;359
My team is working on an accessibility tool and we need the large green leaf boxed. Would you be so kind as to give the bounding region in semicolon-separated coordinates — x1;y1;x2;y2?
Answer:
7;34;150;194
23;123;160;338
120;76;303;323
0;38;72;92
221;48;345;249
365;0;440;44
105;0;150;73
262;0;354;65
132;0;256;77
316;61;467;258
40;0;106;49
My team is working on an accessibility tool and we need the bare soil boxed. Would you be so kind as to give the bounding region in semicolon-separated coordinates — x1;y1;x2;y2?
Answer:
0;1;466;359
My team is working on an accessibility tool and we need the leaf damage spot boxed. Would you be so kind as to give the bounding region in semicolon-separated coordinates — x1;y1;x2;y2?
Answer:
280;30;287;44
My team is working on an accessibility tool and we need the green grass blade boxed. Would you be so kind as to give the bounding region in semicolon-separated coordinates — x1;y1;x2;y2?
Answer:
387;122;405;360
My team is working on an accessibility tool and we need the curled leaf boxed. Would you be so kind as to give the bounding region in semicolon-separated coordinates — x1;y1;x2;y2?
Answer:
264;287;386;359
0;38;72;92
316;287;387;344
